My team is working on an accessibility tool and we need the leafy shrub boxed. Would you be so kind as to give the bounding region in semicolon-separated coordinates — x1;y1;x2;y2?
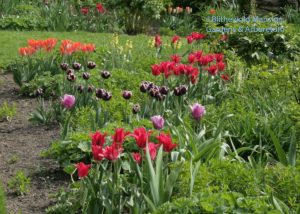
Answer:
173;160;300;211
8;170;31;196
0;101;17;122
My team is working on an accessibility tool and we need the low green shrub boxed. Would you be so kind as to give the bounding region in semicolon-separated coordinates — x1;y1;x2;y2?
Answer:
172;160;300;212
8;170;31;196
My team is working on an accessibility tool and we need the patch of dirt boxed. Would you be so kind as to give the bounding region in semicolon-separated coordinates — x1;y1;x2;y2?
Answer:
0;72;68;214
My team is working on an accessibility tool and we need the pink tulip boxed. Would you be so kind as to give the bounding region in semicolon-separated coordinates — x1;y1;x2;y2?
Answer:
60;94;76;109
150;115;164;130
191;103;206;121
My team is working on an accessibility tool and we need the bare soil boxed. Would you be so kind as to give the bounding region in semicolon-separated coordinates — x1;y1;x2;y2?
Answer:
0;72;68;214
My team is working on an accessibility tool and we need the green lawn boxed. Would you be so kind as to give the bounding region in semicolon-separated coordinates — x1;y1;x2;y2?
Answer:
0;31;154;68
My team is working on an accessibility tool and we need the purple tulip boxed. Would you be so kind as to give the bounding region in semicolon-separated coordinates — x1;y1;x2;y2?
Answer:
60;94;76;109
191;103;206;121
122;90;132;100
150;115;165;130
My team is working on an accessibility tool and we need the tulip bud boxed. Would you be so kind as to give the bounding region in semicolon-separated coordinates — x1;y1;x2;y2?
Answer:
77;85;84;93
160;86;169;95
95;88;106;99
88;85;94;93
150;115;164;130
132;104;140;114
179;85;187;95
72;62;82;70
149;88;159;98
67;73;76;81
82;72;90;80
122;90;132;100
60;62;69;71
191;103;206;121
103;91;112;101
66;68;74;75
147;82;155;91
87;61;96;69
60;94;76;109
101;70;111;79
140;83;148;93
173;87;181;96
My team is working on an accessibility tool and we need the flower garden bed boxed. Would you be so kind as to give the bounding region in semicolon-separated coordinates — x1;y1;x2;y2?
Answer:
0;1;299;213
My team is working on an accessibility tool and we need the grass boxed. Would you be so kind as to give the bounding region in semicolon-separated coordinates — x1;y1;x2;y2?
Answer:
0;30;155;68
0;182;6;214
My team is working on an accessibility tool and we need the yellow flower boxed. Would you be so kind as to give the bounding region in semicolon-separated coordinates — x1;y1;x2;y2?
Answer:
174;41;182;49
148;38;155;48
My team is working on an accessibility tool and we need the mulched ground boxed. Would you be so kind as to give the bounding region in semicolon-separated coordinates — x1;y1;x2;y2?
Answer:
0;72;68;214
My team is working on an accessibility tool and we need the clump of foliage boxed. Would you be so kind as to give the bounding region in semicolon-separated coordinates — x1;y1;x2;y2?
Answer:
8;170;31;196
0;101;17;122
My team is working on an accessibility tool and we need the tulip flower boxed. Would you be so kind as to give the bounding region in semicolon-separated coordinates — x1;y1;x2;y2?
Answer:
96;88;106;99
92;145;104;161
77;85;84;93
82;72;90;80
132;152;142;164
101;70;111;79
130;127;152;149
72;62;82;70
156;133;177;152
60;62;68;71
112;128;130;144
60;94;76;109
103;143;122;161
87;61;96;69
75;162;91;178
132;104;140;114
122;90;132;100
154;35;162;48
150;115;164;130
88;85;94;93
191;103;206;121
91;131;107;146
144;143;158;160
171;35;180;44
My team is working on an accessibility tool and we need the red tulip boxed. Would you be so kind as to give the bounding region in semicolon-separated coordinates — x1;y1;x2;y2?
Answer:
91;131;107;146
81;7;90;15
187;35;194;44
155;35;162;48
130;127;152;149
132;152;142;164
215;53;224;62
156;133;177;152
151;64;161;76
221;74;230;81
144;143;158;160
207;65;218;75
92;145;104;161
170;55;181;63
171;35;180;44
96;3;105;13
75;162;91;178
188;53;196;64
217;61;226;71
103;143;122;161
111;128;130;144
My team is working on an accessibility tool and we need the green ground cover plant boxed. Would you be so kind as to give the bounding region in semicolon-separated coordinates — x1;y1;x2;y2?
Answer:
0;182;6;214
